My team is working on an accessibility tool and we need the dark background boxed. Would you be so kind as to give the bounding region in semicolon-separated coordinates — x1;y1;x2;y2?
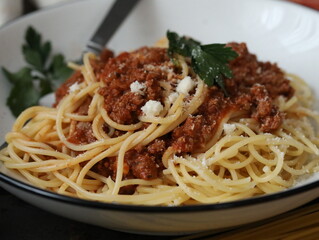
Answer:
0;187;173;240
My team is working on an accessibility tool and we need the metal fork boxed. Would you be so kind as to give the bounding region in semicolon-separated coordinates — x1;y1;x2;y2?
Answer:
85;0;140;55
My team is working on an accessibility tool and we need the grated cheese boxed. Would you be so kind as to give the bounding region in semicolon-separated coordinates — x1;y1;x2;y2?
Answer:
223;123;236;135
68;82;81;93
130;81;146;95
168;92;179;104
176;76;196;95
141;100;163;117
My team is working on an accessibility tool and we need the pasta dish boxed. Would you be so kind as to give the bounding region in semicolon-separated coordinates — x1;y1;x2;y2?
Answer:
1;34;318;206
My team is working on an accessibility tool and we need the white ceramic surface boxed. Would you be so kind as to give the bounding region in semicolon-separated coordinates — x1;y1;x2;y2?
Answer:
0;0;319;235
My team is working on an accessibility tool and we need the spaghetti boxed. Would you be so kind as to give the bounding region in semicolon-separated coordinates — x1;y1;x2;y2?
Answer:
0;41;318;206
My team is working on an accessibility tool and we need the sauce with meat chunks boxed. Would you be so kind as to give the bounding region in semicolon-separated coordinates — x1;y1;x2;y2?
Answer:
54;43;294;194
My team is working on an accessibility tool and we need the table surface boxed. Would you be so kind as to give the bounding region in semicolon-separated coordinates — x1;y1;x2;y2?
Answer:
0;187;174;240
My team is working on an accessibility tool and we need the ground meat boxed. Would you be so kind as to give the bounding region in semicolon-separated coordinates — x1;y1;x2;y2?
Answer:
251;84;274;119
98;47;172;124
146;139;166;171
68;122;96;145
54;43;295;187
76;97;92;115
99;48;114;62
172;115;212;153
103;91;145;124
93;139;165;187
92;143;160;194
55;71;84;106
250;84;283;131
147;139;166;155
169;43;293;151
96;149;158;180
93;157;136;195
125;150;158;180
93;158;114;179
54;49;114;106
223;42;291;132
171;87;232;153
115;140;165;181
226;42;294;98
67;97;96;144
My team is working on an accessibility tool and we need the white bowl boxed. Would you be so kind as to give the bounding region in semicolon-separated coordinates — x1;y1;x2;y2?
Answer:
0;0;319;235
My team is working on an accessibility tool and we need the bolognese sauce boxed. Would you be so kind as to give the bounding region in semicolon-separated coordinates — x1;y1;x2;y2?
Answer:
54;43;294;193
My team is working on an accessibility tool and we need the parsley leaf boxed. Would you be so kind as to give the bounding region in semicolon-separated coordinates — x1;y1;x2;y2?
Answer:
3;67;41;117
49;54;73;89
167;31;238;94
167;31;200;57
2;26;73;117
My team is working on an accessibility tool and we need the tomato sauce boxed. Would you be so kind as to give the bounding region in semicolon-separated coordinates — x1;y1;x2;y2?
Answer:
55;43;294;192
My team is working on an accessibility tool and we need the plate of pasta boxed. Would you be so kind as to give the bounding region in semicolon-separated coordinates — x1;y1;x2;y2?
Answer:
0;0;319;235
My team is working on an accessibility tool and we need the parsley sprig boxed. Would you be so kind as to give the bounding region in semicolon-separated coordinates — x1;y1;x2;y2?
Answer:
167;31;238;94
2;26;73;117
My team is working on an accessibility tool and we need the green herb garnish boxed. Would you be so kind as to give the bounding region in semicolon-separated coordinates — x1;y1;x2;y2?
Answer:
2;26;73;117
167;31;238;94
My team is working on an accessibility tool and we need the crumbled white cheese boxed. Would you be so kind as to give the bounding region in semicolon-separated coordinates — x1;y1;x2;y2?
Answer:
69;82;80;93
223;123;236;135
168;92;179;104
176;76;196;95
130;81;146;95
141;100;163;117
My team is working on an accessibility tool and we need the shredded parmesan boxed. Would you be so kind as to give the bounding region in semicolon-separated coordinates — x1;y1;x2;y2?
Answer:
168;92;179;104
68;82;80;93
141;100;163;117
223;123;236;135
176;76;196;95
130;81;146;95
